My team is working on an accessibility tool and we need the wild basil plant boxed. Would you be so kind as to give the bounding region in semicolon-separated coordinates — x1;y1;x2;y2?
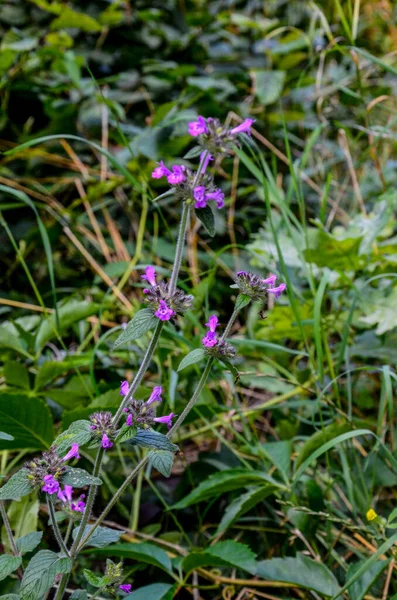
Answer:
0;116;285;599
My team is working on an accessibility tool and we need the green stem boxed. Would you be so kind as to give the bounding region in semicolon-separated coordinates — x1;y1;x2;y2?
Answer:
168;201;190;295
0;500;19;557
64;518;73;546
47;498;70;557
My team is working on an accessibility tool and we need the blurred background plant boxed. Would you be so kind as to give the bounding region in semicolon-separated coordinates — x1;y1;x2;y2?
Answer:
1;0;397;598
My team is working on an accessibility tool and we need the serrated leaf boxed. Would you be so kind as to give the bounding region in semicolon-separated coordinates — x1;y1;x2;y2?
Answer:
113;309;158;348
183;540;256;575
0;395;54;451
20;550;72;600
53;420;93;455
83;569;108;588
177;348;205;372
216;485;278;534
235;294;251;310
256;554;340;597
123;583;173;600
348;559;389;600
0;555;22;581
73;524;123;549
0;432;14;441
16;532;43;554
85;542;172;574
148;450;174;477
35;300;99;351
61;467;102;488
130;429;178;452
0;469;34;501
115;424;137;443
195;205;215;237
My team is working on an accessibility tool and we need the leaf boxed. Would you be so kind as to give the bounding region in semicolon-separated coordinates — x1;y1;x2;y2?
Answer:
0;394;54;451
113;309;158;348
69;592;88;600
83;569;108;588
86;542;172;574
16;532;43;554
0;432;14;441
235;294;251;311
0;555;22;581
130;429;179;452
0;470;34;501
4;494;39;542
304;228;362;271
35;300;99;351
20;550;72;600
173;468;279;509
348;559;388;600
177;348;205;371
183;541;256;575
0;595;21;599
53;420;93;455
195;205;215;237
295;422;351;470
4;361;30;390
183;146;202;159
73;525;123;549
255;70;286;105
0;326;30;357
124;584;173;600
218;358;240;381
62;467;102;488
51;7;102;32
115;424;138;444
256;554;340;597
148;450;174;477
216;485;278;534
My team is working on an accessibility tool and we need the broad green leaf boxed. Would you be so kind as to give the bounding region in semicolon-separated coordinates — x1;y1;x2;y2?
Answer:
173;469;279;509
148;450;174;477
35;300;99;351
304;229;362;271
0;395;54;451
86;542;172;574
4;361;30;390
35;357;92;390
347;559;388;600
264;440;292;479
20;550;72;600
51;7;102;31
124;583;173;600
0;326;30;357
0;555;22;581
295;423;351;470
177;348;205;371
183;541;256;575
0;470;34;501
113;309;158;348
195;205;215;237
130;429;179;452
254;69;286;105
235;294;251;310
73;525;123;549
0;432;14;441
256;554;340;597
16;532;43;554
83;569;108;588
69;592;88;600
5;494;39;546
115;424;138;444
216;485;278;534
62;467;102;488
53;420;93;455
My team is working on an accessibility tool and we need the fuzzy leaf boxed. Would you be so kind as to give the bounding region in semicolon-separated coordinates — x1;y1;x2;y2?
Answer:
20;550;72;600
148;450;174;477
73;524;123;549
0;555;22;581
87;542;172;574
16;532;43;554
177;348;205;371
53;420;93;455
83;569;108;588
61;467;102;487
113;309;158;348
235;294;251;310
195;205;215;237
130;429;178;452
0;469;34;501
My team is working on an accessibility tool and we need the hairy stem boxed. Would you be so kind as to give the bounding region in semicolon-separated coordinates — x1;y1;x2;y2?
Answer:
168;201;190;296
47;498;70;557
0;500;19;557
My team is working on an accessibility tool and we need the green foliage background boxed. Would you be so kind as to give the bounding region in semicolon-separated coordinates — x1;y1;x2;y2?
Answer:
1;0;397;598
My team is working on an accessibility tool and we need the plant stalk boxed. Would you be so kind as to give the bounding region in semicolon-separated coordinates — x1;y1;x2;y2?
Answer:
0;500;19;557
47;498;70;557
168;201;190;295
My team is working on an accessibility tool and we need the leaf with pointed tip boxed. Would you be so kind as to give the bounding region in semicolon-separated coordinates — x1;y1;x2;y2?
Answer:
130;429;178;452
0;555;22;581
115;424;138;444
113;309;158;348
183;541;256;575
177;348;206;372
16;532;43;554
0;432;14;441
20;550;72;600
216;485;278;534
0;469;34;501
235;294;251;310
53;420;93;455
73;525;123;549
148;450;174;477
195;205;215;237
61;467;102;488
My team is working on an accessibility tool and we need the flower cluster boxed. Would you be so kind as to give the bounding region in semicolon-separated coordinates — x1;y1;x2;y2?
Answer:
122;383;175;430
90;411;115;449
26;444;80;495
235;271;287;302
57;484;86;513
201;315;236;360
188;116;255;157
142;266;193;322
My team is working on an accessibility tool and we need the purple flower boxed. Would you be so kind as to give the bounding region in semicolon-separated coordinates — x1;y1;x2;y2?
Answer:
205;189;225;209
146;385;162;405
120;380;129;396
154;412;175;429
42;475;60;495
205;315;219;332
57;485;73;503
188;116;208;137
202;331;218;347
126;413;133;426
194;186;206;209
141;266;156;287
237;270;248;276
167;165;186;185
101;433;113;449
230;118;255;136
200;151;213;174
119;584;132;593
155;300;175;321
71;496;86;513
62;443;80;462
267;283;287;299
152;161;171;179
262;274;277;285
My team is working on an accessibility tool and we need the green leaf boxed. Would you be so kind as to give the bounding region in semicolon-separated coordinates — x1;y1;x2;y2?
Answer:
254;70;286;105
35;300;99;351
83;569;108;588
347;559;388;600
0;555;22;581
62;467;102;488
218;358;240;381
6;493;39;540
0;595;21;599
304;228;362;271
16;532;43;554
216;485;278;534
113;309;158;348
0;470;34;501
20;550;72;600
69;592;88;600
0;326;30;357
195;205;215;237
85;542;172;574
183;541;256;575
173;468;279;509
148;450;174;477
53;420;93;455
130;429;179;452
0;432;14;441
256;554;340;597
183;146;202;159
177;348;205;371
115;424;138;444
51;7;102;32
4;361;30;390
235;294;252;311
0;394;54;451
295;423;351;470
124;584;173;600
73;525;123;549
